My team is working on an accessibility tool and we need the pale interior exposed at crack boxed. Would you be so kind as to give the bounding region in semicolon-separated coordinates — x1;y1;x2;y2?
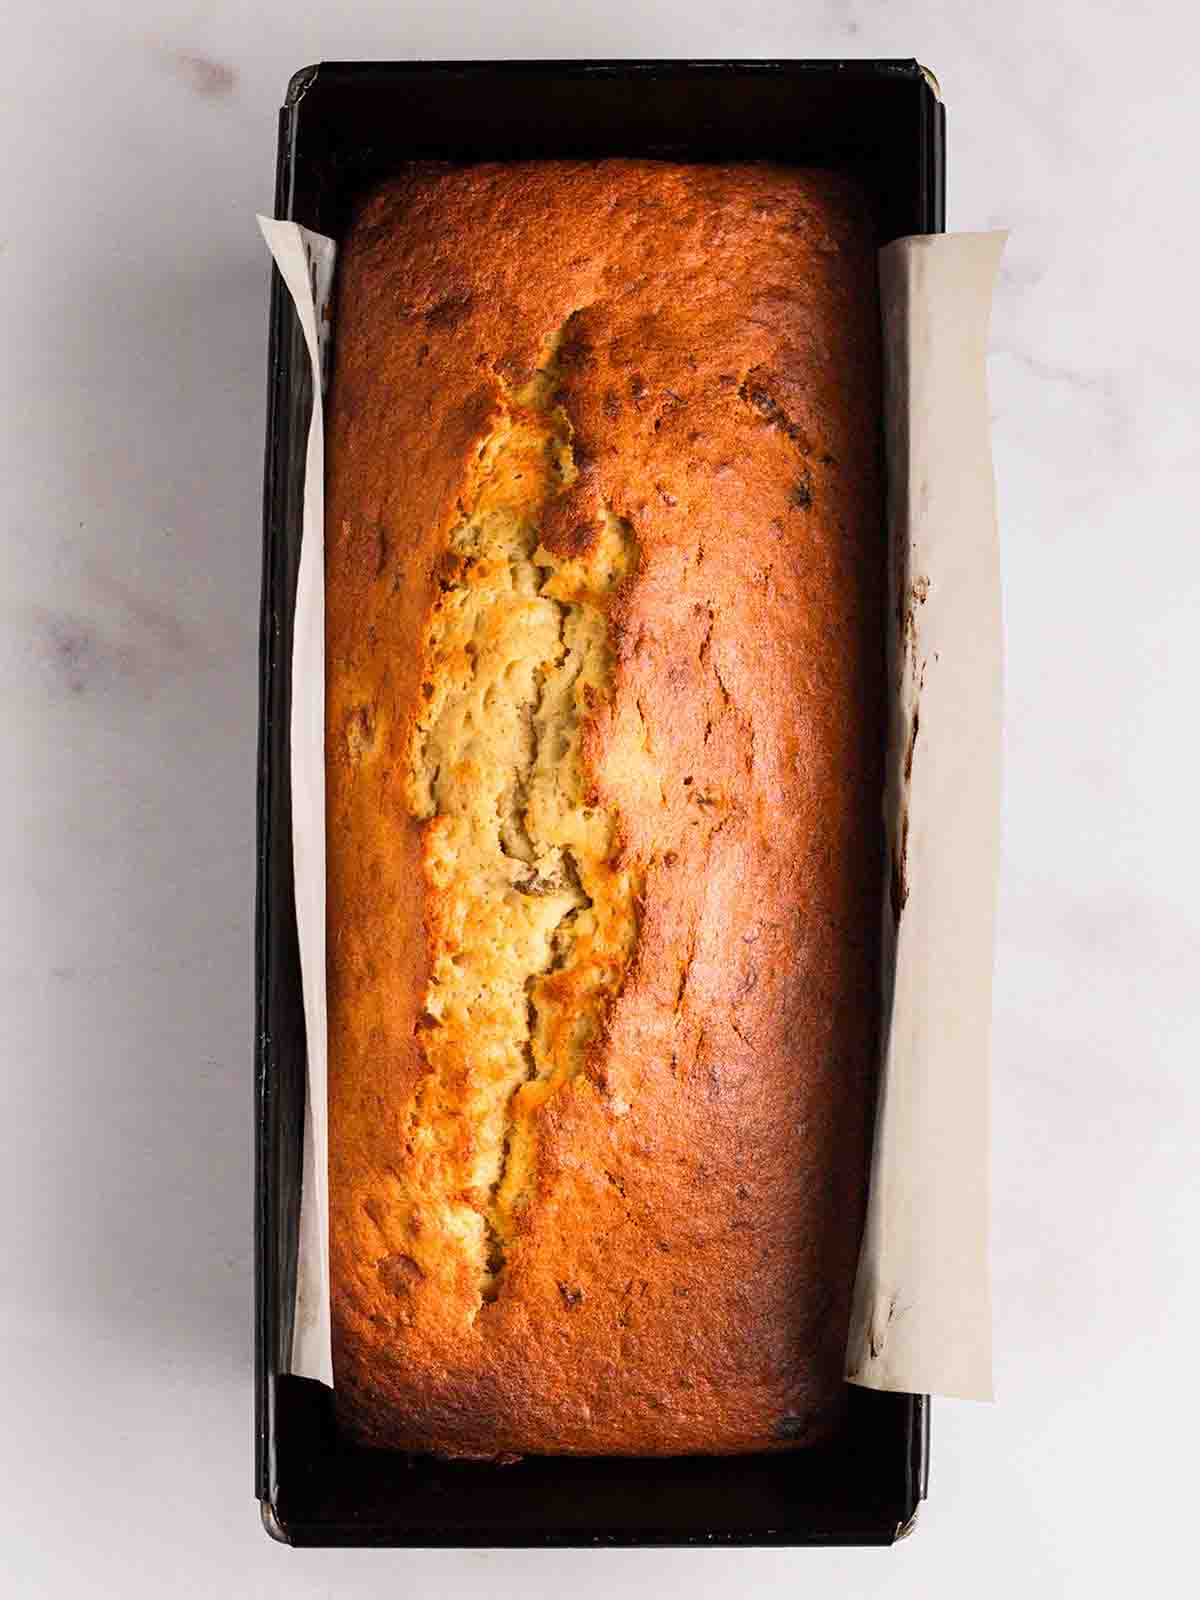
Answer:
403;329;640;1304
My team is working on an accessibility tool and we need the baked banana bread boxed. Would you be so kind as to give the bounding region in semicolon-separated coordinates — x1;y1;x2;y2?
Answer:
325;159;884;1457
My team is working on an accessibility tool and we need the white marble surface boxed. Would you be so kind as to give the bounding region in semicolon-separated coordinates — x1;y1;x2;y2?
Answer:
3;2;1194;1593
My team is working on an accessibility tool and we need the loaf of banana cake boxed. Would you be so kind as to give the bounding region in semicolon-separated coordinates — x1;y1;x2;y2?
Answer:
324;158;885;1457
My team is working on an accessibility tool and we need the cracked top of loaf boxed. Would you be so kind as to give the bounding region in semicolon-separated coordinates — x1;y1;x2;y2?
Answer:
325;159;885;1458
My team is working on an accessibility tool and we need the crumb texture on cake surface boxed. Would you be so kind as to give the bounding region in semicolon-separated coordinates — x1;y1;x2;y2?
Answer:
402;327;642;1304
325;159;885;1457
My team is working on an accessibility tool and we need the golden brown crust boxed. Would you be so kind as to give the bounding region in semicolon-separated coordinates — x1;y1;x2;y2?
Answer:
326;159;884;1457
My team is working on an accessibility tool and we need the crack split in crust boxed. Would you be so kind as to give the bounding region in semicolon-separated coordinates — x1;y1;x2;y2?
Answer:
403;319;642;1308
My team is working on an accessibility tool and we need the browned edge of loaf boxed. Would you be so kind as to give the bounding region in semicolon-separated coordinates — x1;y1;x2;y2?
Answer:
324;159;885;1458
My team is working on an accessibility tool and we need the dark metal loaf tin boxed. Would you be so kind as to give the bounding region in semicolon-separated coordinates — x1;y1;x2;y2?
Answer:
256;58;943;1548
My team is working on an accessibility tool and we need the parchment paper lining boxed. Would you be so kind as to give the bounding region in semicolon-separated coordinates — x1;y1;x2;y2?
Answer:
258;217;1004;1403
258;218;336;1387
